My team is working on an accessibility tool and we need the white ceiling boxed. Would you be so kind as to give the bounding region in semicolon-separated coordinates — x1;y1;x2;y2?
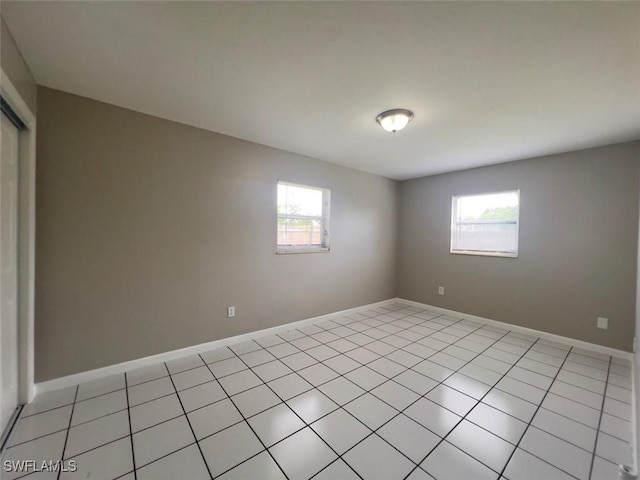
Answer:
3;1;640;180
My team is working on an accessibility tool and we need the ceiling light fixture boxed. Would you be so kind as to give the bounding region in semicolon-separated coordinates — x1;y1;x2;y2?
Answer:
376;109;414;133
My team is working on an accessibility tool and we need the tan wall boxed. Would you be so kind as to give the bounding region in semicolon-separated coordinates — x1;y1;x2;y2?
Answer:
398;141;640;351
35;87;397;381
1;16;36;114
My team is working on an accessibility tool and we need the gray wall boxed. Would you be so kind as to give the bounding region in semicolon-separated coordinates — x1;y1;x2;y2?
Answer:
398;141;640;351
35;87;398;381
1;16;36;114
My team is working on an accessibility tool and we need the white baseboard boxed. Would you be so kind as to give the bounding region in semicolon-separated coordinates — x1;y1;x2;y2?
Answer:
36;296;632;396
395;298;632;360
35;298;398;395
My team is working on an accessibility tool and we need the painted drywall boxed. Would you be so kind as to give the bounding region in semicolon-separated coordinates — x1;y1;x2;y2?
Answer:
0;17;36;114
398;141;640;351
35;87;397;381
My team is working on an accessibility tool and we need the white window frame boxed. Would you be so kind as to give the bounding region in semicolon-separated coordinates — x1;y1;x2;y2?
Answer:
276;181;330;254
450;190;520;258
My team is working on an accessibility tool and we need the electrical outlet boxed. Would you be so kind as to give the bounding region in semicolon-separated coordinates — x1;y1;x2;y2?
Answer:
597;317;608;330
438;286;445;295
227;306;235;318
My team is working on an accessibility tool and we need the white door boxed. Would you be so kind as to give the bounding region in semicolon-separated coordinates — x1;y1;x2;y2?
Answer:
0;112;20;436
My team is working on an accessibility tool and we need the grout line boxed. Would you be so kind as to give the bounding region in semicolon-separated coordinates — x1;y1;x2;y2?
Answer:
198;354;293;480
56;385;78;480
401;336;543;479
163;362;214;480
123;372;138;480
588;356;613;480
497;346;575;479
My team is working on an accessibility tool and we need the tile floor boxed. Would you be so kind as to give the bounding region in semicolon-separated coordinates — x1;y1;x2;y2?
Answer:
1;302;634;480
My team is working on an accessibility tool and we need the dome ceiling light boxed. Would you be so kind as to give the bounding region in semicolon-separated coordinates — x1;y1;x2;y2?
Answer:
376;108;414;133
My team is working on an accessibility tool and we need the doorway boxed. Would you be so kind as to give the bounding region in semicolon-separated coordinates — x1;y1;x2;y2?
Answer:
0;104;22;444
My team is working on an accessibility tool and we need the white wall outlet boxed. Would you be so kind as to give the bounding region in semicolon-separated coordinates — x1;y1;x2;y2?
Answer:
227;306;235;318
438;286;445;295
597;317;608;330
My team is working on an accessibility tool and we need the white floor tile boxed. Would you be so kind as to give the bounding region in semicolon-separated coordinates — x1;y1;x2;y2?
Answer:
76;374;125;402
127;377;175;406
269;427;337;480
199;421;263;477
591;456;620;480
165;354;204;374
64;410;129;458
311;408;371;454
171;366;214;391
268;373;313;400
466;403;527;444
296;362;339;386
217;451;286;480
404;398;461;437
548;380;602;410
443;373;491;400
178;380;226;412
248;403;305;447
412;360;454;382
503;448;575;480
541;393;600;428
280;352;317;370
318;376;366;405
420;441;497;480
344;393;397;430
482;389;538;423
426;384;477;417
187;398;242;440
21;387;76;418
129;394;183;433
60;437;133;480
11;405;72;445
251;359;293;382
232;384;281;418
447;420;515;472
495;377;546;404
520;427;591;480
367;357;406;378
125;363;168;386
136;445;209;480
506;366;553;390
322;354;361;374
595;431;632;465
133;415;194;467
344;365;387;390
313;459;361;480
286;389;338;423
371;380;420;410
208;357;247;378
531;408;597;452
393;369;438;395
600;413;631;442
343;433;415;480
378;414;440;463
218;369;262;395
2;432;67;480
71;390;129;429
200;346;235;364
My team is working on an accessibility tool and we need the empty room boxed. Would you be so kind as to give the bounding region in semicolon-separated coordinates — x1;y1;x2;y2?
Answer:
1;1;639;479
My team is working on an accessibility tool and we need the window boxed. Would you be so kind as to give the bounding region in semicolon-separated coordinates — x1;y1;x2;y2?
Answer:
451;190;520;257
277;181;330;253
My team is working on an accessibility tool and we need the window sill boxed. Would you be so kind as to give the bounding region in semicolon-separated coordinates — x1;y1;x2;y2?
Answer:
276;247;330;255
450;250;518;258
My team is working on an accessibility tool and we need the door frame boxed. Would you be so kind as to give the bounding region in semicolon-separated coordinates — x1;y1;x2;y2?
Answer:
1;68;36;404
